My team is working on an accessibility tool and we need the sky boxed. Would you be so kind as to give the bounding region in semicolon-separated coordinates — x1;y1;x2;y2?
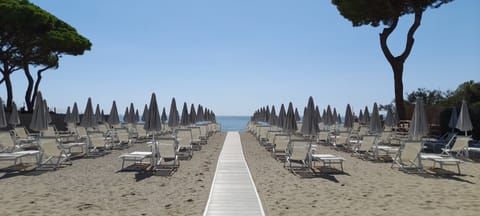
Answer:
3;0;479;116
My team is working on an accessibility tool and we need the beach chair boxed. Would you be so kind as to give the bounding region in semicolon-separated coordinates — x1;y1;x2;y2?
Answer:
175;128;193;159
286;139;312;173
118;142;154;171
265;130;282;151
0;131;41;169
112;128;131;149
351;135;376;159
441;136;471;158
38;137;72;170
154;137;180;173
316;131;329;146
271;133;290;162
86;131;111;156
188;126;204;150
332;132;349;149
311;148;345;173
11;127;37;148
391;141;424;173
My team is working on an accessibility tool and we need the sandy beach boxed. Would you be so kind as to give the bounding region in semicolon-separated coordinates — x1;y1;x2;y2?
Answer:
0;132;225;216
240;132;480;216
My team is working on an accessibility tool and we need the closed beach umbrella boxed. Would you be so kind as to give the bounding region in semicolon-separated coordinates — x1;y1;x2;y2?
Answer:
268;105;278;126
294;108;301;122
29;92;48;132
284;102;297;133
72;102;80;125
0;97;7;128
108;100;120;126
325;105;334;128
64;106;72;123
80;97;97;128
196;104;204;122
135;109;140;122
344;104;353;130
384;106;395;128
43;100;52;124
129;103;137;125
456;100;473;136
141;104;148;122
301;96;319;137
123;107;129;123
363;106;370;125
168;98;179;128
448;106;458;132
95;104;102;123
369;102;382;134
180;102;190;126
8;102;21;127
409;97;429;140
278;104;286;129
189;104;197;124
161;107;167;124
358;109;364;125
144;93;162;134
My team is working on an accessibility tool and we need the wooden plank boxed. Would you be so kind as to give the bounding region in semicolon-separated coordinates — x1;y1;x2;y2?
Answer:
204;132;265;216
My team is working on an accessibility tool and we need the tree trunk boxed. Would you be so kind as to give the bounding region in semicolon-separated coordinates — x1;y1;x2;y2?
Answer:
2;64;14;111
23;64;35;112
379;6;422;120
32;66;50;105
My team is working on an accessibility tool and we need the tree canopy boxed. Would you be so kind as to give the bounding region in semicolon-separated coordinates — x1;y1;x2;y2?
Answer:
0;0;91;110
331;0;453;120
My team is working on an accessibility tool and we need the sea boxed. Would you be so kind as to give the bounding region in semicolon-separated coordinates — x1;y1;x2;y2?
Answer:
216;116;250;132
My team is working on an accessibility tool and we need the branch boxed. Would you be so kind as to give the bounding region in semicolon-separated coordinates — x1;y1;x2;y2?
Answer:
399;5;422;62
379;16;399;64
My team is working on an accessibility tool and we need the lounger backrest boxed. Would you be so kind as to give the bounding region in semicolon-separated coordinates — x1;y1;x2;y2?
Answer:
451;136;471;153
258;126;270;140
359;135;376;151
266;130;281;143
400;141;422;164
289;139;311;161
13;127;29;139
136;125;147;136
0;131;15;150
358;126;369;137
40;137;63;157
188;127;202;142
76;127;88;138
378;131;392;144
317;131;329;142
273;134;290;151
116;128;130;142
198;125;208;137
175;129;192;147
96;124;110;135
336;132;349;145
157;138;177;158
88;132;106;148
42;126;57;137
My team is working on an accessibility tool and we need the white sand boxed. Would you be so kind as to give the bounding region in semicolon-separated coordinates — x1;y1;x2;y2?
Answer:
240;132;480;216
0;132;225;216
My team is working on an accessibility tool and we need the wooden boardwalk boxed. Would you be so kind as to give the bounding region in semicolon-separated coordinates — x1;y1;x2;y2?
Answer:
204;132;265;216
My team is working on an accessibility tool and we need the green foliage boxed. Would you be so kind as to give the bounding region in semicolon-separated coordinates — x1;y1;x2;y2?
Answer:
331;0;453;27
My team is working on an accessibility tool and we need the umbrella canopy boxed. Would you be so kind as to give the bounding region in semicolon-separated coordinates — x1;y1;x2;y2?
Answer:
448;106;458;131
301;96;319;136
268;105;278;126
123;107;129;123
108;100;120;126
284;102;297;133
64;106;72;123
384;106;396;128
141;104;148;122
189;104;197;124
324;105;334;127
72;102;80;124
129;103;137;125
358;109;364;124
135;109;140;122
80;97;97;128
168;98;179;127
0;97;6;128
29;92;48;132
161;107;167;124
95;104;102;123
43;100;52;124
144;93;162;133
315;106;322;123
294;108;301;122
456;100;473;136
8;102;21;126
409;97;429;140
180;102;190;126
363;106;370;124
344;104;353;129
277;104;286;128
369;102;383;134
196;104;204;122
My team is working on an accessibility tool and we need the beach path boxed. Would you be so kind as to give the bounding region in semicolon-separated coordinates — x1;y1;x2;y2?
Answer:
203;132;265;216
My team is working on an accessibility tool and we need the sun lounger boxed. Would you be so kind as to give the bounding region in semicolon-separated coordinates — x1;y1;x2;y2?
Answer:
154;137;180;172
175;128;193;159
0;131;41;168
264;130;282;151
441;136;471;158
38;137;72;170
420;154;463;174
271;133;290;162
188;126;204;150
86;130;111;156
316;131;329;145
391;141;423;172
351;135;376;159
286;139;312;173
118;142;154;171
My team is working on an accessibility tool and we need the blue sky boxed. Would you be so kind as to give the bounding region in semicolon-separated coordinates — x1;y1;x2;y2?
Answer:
4;0;479;116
